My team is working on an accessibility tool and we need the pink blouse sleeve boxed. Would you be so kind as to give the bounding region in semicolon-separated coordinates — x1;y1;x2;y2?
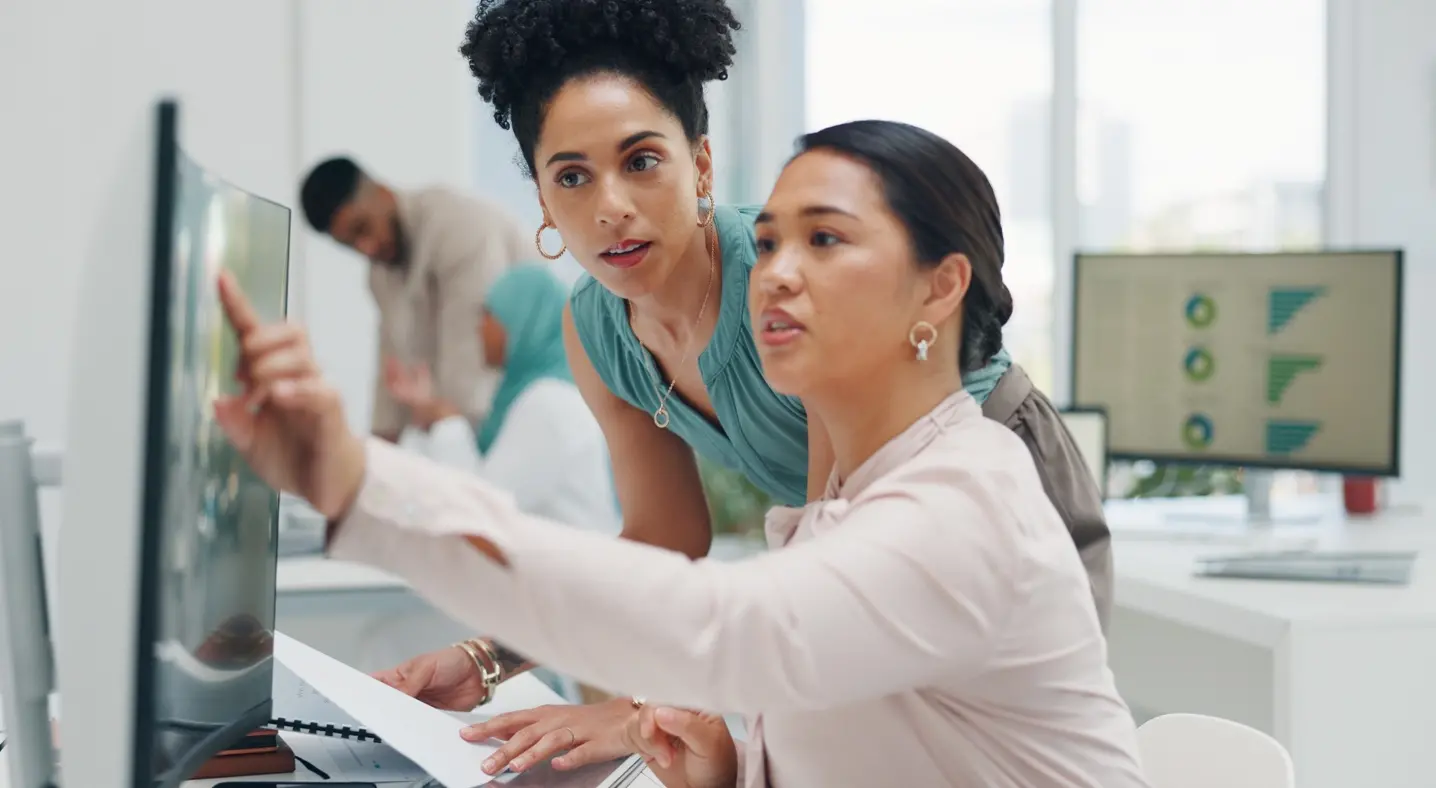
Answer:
328;439;1016;714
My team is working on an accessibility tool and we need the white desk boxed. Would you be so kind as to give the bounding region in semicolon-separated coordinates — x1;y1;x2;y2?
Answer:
1107;497;1436;788
0;674;659;787
274;556;472;676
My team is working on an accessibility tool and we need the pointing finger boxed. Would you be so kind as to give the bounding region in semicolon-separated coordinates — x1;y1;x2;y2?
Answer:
218;269;262;336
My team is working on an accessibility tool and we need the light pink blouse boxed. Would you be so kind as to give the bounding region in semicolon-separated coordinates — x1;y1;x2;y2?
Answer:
330;392;1149;787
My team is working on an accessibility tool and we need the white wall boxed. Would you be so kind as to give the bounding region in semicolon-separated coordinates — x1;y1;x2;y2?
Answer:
1;1;301;783
1327;0;1436;504
298;0;479;434
0;0;297;449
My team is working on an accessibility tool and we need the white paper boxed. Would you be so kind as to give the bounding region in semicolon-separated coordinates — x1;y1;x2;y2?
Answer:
272;658;368;730
272;652;568;735
274;632;502;787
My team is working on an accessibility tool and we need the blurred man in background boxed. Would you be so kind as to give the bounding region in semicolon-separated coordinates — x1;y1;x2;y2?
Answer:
301;157;530;442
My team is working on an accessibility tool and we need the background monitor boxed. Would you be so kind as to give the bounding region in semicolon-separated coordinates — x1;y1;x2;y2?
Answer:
1070;250;1402;477
1057;407;1109;494
57;100;291;788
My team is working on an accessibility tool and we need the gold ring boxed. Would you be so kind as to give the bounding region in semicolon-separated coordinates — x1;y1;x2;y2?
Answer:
631;696;646;709
563;727;576;747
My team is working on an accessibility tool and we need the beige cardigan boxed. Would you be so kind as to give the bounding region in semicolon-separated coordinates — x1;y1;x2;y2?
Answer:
367;187;531;436
329;392;1148;787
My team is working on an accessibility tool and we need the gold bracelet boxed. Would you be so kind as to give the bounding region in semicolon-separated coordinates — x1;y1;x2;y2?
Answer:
472;638;503;682
454;639;501;705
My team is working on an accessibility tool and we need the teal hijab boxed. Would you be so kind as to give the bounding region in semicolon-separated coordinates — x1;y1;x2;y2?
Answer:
476;264;574;454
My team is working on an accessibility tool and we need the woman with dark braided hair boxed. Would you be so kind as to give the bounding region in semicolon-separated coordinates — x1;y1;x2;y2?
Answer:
367;0;1111;777
216;116;1148;786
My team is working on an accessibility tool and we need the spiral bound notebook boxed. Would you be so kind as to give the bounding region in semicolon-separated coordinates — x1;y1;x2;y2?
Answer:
270;659;383;742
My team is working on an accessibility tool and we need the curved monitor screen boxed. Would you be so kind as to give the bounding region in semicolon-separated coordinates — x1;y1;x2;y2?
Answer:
139;108;291;787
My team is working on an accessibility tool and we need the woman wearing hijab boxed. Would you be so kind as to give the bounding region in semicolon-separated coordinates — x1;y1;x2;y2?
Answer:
386;263;618;535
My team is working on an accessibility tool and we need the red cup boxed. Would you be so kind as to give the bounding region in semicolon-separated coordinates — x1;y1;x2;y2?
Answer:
1343;476;1379;515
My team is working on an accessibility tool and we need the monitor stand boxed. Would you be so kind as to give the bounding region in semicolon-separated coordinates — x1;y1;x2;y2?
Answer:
1245;469;1291;526
1111;469;1330;547
0;420;60;788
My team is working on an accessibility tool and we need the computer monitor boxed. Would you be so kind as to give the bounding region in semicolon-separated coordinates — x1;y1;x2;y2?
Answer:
1057;407;1109;494
1070;250;1402;477
57;100;291;788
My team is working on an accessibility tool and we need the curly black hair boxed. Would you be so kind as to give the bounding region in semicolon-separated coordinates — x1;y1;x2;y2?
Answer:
460;0;741;176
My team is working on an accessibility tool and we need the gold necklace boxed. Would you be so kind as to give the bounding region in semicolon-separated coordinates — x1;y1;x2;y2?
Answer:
626;224;717;430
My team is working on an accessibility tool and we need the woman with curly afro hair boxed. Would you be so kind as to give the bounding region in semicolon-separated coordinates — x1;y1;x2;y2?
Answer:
370;0;1114;777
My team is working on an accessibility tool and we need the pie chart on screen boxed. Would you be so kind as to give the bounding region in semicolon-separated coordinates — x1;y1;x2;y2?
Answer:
1182;413;1215;451
1185;293;1217;328
1184;347;1215;382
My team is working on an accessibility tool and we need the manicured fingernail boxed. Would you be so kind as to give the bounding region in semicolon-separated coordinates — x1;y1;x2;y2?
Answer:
512;758;527;772
482;758;496;773
656;708;678;724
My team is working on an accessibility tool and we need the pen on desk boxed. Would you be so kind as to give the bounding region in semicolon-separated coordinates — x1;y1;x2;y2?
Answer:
294;752;331;779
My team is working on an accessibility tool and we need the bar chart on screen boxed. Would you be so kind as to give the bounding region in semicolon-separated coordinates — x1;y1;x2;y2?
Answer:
1265;419;1322;455
1267;354;1324;404
1268;286;1326;335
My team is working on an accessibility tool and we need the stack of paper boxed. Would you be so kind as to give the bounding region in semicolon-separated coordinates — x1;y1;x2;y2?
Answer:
273;633;648;788
274;632;507;786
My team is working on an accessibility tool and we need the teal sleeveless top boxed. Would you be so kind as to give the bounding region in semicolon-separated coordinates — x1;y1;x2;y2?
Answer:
570;204;1012;507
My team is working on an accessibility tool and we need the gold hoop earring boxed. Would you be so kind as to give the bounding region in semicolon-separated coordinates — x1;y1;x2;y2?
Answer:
909;321;938;362
698;190;716;228
535;222;566;260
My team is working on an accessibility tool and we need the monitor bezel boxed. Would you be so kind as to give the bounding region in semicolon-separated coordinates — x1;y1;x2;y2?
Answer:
1068;249;1404;478
132;99;289;788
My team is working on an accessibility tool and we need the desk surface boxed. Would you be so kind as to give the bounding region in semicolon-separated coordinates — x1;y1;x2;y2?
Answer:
1107;496;1436;644
0;675;658;788
278;555;409;594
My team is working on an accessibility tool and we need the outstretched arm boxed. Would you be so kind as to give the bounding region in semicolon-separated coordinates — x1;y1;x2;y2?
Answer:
327;440;1014;715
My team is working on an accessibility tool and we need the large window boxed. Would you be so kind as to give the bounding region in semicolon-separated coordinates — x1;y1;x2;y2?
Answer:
806;0;1056;391
1077;0;1326;497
